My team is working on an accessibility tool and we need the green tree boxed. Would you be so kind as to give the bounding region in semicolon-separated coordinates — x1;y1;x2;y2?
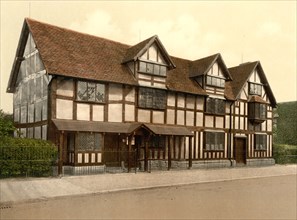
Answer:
0;109;15;137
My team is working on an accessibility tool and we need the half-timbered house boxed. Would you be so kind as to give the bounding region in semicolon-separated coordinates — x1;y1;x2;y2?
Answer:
7;18;277;174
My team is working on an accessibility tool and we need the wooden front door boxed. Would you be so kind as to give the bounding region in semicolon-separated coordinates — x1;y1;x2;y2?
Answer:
234;138;246;165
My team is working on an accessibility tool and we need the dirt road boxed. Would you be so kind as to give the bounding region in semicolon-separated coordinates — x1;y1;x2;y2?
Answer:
1;175;296;219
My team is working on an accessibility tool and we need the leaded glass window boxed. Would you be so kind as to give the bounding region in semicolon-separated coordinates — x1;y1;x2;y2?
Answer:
205;98;225;115
205;132;225;151
206;76;225;88
138;61;167;76
150;136;165;148
77;133;102;151
77;81;105;103
248;102;266;123
249;83;262;96
138;87;166;110
254;134;267;150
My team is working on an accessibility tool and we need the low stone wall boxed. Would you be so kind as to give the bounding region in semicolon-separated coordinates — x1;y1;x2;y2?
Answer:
61;165;106;175
246;158;275;166
191;160;232;169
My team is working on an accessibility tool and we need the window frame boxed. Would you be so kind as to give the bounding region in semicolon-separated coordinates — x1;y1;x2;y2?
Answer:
249;82;262;96
204;132;225;151
205;97;226;115
76;80;105;103
248;102;266;123
138;60;167;77
138;87;167;110
254;134;267;151
206;75;225;88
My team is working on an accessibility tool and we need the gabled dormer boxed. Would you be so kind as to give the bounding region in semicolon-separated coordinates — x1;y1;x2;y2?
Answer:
189;53;232;92
122;35;175;89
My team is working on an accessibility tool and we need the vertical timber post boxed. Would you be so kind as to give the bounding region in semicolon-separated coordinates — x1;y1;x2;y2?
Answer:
189;136;192;169
58;131;64;176
168;136;172;170
128;135;132;173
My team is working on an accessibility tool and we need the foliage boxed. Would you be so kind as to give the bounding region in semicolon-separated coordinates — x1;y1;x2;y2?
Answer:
0;109;15;137
0;136;58;178
273;144;297;164
274;102;297;145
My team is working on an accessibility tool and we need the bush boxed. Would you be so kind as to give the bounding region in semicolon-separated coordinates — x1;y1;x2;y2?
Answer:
0;137;58;178
273;144;297;164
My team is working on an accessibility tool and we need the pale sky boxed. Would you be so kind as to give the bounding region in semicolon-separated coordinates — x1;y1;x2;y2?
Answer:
1;1;296;113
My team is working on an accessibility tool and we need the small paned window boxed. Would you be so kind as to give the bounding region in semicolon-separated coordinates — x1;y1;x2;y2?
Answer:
77;133;102;151
248;102;266;123
254;134;267;150
138;61;167;76
205;98;225;115
150;136;165;148
205;132;225;151
77;81;105;103
138;87;166;110
206;76;225;88
249;83;262;96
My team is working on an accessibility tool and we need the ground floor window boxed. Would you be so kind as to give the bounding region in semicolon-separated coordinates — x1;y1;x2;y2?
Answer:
77;133;102;151
254;134;267;150
205;132;225;151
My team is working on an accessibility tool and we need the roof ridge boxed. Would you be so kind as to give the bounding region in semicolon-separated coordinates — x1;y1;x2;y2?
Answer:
25;17;132;48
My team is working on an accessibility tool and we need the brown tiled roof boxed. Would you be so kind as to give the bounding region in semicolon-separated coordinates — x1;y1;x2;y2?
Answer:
228;62;277;107
26;18;138;86
227;62;258;99
248;96;268;104
189;53;232;80
122;36;155;63
167;57;207;96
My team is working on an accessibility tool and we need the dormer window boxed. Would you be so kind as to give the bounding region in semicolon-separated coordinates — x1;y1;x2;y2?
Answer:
249;82;262;96
138;61;167;76
206;76;225;88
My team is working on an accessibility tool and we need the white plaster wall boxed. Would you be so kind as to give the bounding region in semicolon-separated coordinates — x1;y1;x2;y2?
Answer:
93;105;104;121
186;96;195;109
125;104;135;121
186;111;194;126
56;79;74;97
108;104;122;122
138;109;150;123
152;82;166;89
196;112;203;127
109;83;123;101
177;94;185;108
177;110;185;125
196;97;204;110
138;80;151;87
125;88;135;102
138;74;151;80
152;111;164;124
240;117;244;130
240;102;245;115
261;121;267;131
267;120;272;132
166;109;175;124
56;99;73;119
167;93;175;106
235;116;239;129
205;116;213;127
77;103;90;121
225;115;230;129
216;117;224;128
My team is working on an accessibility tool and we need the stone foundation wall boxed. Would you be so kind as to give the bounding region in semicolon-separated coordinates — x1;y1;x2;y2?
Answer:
191;160;232;169
246;158;275;166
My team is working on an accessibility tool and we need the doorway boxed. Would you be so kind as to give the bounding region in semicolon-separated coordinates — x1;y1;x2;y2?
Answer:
234;137;247;165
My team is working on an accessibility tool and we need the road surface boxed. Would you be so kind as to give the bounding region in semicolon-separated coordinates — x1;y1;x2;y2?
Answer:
1;175;296;219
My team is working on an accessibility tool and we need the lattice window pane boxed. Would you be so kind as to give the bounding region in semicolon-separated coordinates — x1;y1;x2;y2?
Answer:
95;84;105;103
77;81;88;101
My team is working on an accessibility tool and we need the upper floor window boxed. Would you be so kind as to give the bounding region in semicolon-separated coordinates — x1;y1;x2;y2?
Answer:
254;134;267;150
205;132;225;151
138;87;166;110
206;76;225;88
205;98;225;115
248;102;266;123
77;81;105;103
138;61;167;76
249;82;262;96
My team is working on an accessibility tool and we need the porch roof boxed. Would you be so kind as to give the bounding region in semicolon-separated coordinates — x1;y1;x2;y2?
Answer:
52;119;140;134
52;119;193;136
143;124;193;136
